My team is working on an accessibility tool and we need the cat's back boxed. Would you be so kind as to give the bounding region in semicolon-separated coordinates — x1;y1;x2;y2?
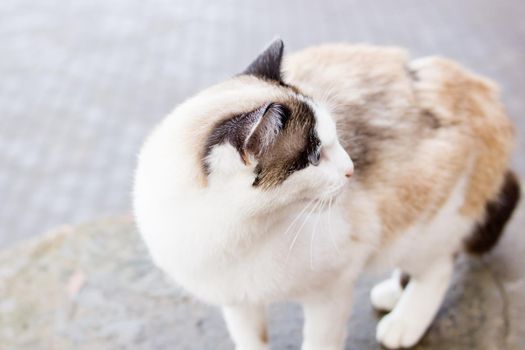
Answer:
285;44;514;239
284;44;421;178
284;44;512;147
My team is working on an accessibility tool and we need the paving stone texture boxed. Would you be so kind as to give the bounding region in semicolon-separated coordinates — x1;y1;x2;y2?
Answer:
0;213;524;349
0;0;524;248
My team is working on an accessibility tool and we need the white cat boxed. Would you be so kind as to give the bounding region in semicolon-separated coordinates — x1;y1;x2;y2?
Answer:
133;40;520;349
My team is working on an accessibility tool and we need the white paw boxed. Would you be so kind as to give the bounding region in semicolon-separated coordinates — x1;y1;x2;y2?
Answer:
376;312;427;349
370;278;403;312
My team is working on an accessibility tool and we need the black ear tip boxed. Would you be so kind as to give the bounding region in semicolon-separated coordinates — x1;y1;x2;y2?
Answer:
265;38;284;60
243;38;286;82
270;38;284;52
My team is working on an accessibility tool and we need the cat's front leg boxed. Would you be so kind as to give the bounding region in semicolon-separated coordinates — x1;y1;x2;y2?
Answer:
301;286;354;350
222;304;268;350
376;257;454;349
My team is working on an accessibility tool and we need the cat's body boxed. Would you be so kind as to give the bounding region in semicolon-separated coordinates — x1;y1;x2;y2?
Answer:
133;41;519;349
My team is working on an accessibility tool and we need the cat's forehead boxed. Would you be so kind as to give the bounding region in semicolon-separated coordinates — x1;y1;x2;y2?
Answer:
295;94;336;144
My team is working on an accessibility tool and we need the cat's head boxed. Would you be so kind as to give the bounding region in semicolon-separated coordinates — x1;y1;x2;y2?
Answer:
202;40;354;208
166;40;353;213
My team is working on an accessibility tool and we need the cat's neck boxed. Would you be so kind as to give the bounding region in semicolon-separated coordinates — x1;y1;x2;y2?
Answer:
172;188;310;244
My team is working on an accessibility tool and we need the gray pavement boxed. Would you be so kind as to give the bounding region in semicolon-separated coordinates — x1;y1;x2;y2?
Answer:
1;0;525;248
0;216;520;350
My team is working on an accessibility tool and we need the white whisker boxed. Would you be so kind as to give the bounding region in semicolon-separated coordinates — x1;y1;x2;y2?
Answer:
310;199;325;270
327;197;342;256
286;199;322;264
283;183;346;267
283;199;316;236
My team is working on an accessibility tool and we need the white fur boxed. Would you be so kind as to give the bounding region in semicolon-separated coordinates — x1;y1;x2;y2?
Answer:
133;99;474;349
135;102;362;301
309;100;354;176
373;173;473;349
370;269;404;312
223;305;268;350
376;258;454;349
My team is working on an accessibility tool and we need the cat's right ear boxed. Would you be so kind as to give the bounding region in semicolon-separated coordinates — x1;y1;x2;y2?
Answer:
242;103;289;159
204;103;289;174
242;39;284;83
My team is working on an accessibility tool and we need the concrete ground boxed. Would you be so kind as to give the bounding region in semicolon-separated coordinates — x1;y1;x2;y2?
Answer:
0;0;524;247
0;215;523;349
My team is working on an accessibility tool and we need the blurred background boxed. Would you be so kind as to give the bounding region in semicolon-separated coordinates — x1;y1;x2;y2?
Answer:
1;0;524;248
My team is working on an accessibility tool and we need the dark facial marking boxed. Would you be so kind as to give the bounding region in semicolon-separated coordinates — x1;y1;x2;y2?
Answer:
202;103;288;175
252;99;320;189
203;98;321;189
306;130;322;166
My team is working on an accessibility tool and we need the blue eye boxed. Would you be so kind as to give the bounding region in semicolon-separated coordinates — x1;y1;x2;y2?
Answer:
308;149;321;166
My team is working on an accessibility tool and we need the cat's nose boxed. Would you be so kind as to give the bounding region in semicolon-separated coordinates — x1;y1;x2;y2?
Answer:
344;162;354;178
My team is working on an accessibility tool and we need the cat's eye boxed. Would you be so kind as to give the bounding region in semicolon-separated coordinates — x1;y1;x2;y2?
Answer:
308;149;321;166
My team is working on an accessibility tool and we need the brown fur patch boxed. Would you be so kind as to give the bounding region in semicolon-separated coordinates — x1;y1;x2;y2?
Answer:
181;75;291;188
284;45;514;244
253;98;319;189
176;44;514;249
203;93;320;189
409;57;515;218
464;170;521;254
400;272;410;289
260;326;269;344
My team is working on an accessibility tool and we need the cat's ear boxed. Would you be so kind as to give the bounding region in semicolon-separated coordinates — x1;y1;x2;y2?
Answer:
243;103;288;159
243;39;284;83
204;103;288;174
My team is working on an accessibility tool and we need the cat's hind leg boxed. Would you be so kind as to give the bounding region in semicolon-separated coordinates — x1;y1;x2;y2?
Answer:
376;257;454;349
370;269;407;312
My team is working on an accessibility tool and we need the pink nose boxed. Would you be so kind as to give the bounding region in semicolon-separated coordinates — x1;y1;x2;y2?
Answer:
345;168;354;178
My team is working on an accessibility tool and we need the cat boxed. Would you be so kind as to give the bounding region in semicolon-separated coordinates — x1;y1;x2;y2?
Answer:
133;39;520;350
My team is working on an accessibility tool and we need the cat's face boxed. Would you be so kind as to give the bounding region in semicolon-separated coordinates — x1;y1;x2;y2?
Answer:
202;40;353;210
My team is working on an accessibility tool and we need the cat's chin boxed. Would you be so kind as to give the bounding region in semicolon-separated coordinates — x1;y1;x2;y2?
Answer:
293;188;344;212
317;184;345;203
